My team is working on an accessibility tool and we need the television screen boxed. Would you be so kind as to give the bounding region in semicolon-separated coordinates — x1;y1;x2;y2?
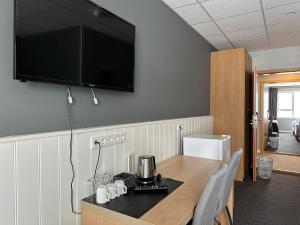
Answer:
15;0;135;92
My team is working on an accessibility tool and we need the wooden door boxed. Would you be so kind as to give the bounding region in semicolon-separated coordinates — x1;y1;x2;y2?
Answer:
252;67;258;182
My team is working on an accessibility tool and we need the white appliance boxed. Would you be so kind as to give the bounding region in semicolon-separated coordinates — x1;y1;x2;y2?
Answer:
183;135;230;161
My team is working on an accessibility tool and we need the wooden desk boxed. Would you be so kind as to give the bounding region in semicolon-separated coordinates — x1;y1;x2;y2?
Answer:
82;155;231;225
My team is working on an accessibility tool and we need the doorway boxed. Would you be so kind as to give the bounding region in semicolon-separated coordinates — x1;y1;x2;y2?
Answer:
257;68;300;173
263;82;300;155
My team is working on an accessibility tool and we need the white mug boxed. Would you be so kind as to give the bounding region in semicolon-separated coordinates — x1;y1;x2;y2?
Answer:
96;185;110;204
106;183;119;199
114;180;127;195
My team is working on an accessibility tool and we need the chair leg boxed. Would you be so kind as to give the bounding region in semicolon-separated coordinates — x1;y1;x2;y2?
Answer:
214;218;221;225
225;206;233;225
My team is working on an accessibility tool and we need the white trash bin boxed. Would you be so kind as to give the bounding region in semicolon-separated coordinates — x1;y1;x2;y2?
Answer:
269;136;279;149
257;157;274;180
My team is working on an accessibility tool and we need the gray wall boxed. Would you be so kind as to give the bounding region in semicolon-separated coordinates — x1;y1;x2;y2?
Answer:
0;0;215;137
250;46;300;70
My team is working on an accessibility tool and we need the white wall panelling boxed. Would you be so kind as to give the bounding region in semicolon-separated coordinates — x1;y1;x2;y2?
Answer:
0;116;213;225
0;142;15;225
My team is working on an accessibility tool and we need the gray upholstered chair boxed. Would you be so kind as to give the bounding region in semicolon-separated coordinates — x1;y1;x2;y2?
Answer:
192;163;228;225
216;148;243;225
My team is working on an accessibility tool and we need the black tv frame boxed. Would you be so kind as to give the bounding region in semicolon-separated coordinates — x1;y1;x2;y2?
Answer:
13;0;136;92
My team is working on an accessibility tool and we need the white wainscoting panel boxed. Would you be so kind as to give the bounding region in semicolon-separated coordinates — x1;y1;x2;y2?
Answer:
0;142;15;225
40;137;60;225
0;116;213;225
17;140;39;225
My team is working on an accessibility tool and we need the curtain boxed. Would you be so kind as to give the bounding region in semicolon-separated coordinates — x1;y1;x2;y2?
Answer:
269;88;278;120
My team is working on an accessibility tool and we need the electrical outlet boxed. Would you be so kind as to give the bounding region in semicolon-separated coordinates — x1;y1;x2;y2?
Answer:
90;132;126;150
108;135;115;145
115;133;126;144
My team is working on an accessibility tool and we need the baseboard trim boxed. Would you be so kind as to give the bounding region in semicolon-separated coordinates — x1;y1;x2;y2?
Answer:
273;169;300;176
264;151;300;157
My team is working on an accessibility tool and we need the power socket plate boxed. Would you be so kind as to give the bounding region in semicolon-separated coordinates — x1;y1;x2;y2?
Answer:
90;133;126;150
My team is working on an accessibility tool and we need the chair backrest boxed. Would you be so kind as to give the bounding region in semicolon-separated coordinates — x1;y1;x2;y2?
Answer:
216;148;243;214
192;163;228;225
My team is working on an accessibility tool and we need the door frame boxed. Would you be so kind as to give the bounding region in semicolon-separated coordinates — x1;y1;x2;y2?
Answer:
258;72;300;153
252;67;258;182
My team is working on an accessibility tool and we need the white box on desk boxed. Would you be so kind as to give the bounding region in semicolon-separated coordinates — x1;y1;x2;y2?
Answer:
183;135;230;162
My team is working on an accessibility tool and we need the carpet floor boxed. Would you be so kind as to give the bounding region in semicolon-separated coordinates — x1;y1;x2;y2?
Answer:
234;173;300;225
266;132;300;155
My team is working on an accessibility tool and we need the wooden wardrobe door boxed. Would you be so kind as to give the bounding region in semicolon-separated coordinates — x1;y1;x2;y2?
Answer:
211;48;252;181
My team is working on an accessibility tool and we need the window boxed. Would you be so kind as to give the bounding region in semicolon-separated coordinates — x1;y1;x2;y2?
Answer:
278;91;300;118
278;92;293;117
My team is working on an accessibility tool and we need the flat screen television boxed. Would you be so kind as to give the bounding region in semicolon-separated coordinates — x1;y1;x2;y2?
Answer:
14;0;135;92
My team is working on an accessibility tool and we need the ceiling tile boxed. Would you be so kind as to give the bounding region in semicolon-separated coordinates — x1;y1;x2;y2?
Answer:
216;11;264;33
270;32;300;42
268;20;300;37
200;0;261;20
204;34;232;49
226;27;267;43
232;38;269;51
271;40;300;49
270;29;300;48
213;43;233;50
192;21;222;36
162;0;196;9
174;4;211;24
264;2;300;25
262;0;300;9
161;0;300;51
270;33;300;48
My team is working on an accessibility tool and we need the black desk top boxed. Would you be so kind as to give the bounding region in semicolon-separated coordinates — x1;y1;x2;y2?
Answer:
82;178;183;218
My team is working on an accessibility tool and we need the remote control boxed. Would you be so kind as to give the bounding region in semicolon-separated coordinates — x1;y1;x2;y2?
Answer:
134;184;169;192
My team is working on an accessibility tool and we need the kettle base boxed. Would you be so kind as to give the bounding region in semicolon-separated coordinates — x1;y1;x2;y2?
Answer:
136;177;155;185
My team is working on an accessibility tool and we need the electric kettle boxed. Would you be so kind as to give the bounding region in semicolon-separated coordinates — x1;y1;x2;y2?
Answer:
137;155;156;184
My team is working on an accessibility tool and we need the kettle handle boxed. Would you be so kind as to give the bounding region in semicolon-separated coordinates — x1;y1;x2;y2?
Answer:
153;156;156;172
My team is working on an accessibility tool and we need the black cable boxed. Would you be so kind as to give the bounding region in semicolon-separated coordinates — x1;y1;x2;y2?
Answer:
66;97;82;215
94;141;102;180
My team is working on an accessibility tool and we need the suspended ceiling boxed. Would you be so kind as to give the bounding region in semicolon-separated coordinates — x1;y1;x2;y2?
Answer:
162;0;300;51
